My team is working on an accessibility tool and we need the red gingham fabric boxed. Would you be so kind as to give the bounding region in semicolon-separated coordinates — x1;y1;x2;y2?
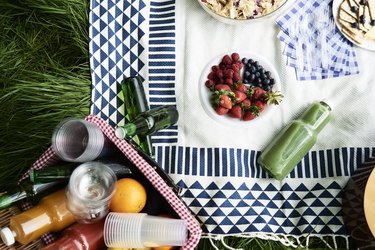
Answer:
85;115;202;249
22;115;202;249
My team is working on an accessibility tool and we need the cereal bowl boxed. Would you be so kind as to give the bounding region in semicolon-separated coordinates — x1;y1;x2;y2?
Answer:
197;0;288;25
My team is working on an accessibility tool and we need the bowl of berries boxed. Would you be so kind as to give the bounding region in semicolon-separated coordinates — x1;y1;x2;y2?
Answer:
199;52;283;126
197;0;288;25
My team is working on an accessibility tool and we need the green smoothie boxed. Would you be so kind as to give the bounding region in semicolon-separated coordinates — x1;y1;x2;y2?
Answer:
257;102;332;180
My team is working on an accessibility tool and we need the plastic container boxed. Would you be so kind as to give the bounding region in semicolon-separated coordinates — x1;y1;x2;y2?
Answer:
52;118;113;162
41;219;105;250
65;162;117;223
104;213;188;248
0;189;75;246
257;101;332;179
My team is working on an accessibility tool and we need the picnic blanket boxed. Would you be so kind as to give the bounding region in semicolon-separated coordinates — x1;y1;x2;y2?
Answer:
89;0;375;247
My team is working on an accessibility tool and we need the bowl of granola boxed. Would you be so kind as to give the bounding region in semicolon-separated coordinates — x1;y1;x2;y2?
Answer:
197;0;288;25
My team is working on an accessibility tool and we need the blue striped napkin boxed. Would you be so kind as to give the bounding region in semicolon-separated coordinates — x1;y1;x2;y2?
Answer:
276;0;360;81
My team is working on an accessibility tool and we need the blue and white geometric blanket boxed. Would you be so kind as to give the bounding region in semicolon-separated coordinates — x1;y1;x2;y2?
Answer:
89;0;375;247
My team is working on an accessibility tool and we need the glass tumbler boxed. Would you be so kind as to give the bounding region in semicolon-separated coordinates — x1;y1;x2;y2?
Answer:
66;162;117;223
52;118;112;162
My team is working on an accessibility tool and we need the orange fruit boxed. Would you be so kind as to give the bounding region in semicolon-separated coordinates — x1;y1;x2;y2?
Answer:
109;178;147;213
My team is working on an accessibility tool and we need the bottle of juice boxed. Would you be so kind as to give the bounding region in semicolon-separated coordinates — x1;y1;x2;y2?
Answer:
0;189;75;246
115;105;178;139
41;219;105;250
257;101;332;180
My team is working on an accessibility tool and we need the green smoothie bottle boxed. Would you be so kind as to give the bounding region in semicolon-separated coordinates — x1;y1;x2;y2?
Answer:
257;101;332;180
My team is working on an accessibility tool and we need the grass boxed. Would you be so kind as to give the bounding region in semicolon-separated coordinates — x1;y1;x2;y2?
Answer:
0;0;350;249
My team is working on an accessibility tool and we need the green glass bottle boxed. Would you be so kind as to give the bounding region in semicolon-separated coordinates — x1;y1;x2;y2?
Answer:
29;163;132;183
115;105;179;139
0;181;64;210
121;76;153;156
257;101;332;180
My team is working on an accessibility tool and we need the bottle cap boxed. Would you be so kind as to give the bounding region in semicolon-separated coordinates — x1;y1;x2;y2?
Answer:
114;127;126;139
0;227;15;246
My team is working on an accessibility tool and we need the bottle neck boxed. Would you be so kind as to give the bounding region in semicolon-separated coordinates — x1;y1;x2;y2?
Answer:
299;101;332;133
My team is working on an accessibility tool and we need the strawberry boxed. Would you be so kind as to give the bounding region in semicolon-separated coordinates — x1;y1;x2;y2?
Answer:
234;91;247;103
236;83;248;93
254;100;266;112
241;99;251;109
228;105;242;119
220;95;233;109
212;90;235;110
214;84;231;91
243;106;260;121
243;110;258;121
251;87;265;101
216;106;229;115
264;91;284;105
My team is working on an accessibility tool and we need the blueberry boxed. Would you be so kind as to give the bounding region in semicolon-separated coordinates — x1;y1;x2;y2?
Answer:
265;71;272;78
350;6;358;13
244;71;250;78
263;85;271;91
260;73;267;80
250;66;256;73
258;68;265;74
255;72;260;78
371;19;375;26
249;59;254;65
351;22;358;28
242;58;248;64
250;74;256;81
243;79;249;84
253;61;259;67
255;78;262;84
264;79;271;85
269;78;275;85
257;65;263;71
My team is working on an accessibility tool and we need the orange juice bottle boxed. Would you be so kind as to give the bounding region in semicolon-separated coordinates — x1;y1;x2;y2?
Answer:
0;189;75;246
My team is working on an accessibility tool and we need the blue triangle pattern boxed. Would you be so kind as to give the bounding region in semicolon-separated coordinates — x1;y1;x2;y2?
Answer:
220;200;234;208
228;209;242;217
212;191;226;198
204;217;217;225
222;182;236;190
237;183;248;190
212;208;225;217
206;182;219;190
220;217;234;225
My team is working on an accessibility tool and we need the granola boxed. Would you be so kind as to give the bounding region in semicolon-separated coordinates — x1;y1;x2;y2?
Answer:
201;0;285;19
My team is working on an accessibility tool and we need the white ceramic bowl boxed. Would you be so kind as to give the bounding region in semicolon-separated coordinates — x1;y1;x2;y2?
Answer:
197;0;289;25
199;52;282;127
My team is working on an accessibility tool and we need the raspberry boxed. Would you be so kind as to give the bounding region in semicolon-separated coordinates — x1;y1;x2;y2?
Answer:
211;65;220;72
222;55;232;65
205;79;214;88
231;53;240;62
233;72;241;82
216;70;224;79
207;71;216;80
225;78;233;86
